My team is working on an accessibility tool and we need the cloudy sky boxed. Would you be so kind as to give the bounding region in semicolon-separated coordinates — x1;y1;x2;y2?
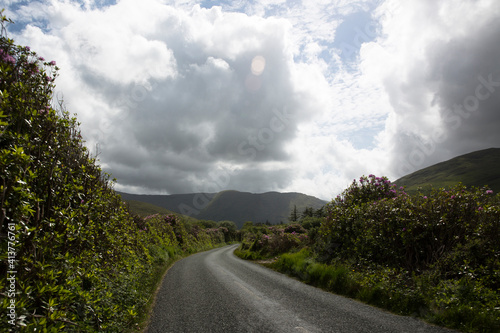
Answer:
4;0;500;200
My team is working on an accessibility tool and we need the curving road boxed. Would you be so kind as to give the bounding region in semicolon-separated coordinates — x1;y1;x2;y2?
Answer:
146;244;455;333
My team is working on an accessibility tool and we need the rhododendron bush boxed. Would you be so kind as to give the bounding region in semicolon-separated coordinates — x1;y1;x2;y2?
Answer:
320;175;499;277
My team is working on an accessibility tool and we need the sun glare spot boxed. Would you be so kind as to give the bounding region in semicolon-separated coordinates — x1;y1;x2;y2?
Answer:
251;55;266;76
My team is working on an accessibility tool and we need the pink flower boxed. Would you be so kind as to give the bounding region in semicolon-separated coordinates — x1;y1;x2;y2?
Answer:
486;190;494;195
39;106;50;115
49;60;56;66
0;50;16;65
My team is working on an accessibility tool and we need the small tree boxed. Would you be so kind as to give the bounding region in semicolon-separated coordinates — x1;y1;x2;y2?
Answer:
218;220;237;232
242;221;254;229
300;206;314;220
289;205;298;222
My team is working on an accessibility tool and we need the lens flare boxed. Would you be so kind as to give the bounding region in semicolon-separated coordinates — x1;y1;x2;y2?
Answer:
251;55;266;76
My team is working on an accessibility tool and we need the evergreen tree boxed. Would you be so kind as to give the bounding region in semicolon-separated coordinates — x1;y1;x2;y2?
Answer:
289;205;298;222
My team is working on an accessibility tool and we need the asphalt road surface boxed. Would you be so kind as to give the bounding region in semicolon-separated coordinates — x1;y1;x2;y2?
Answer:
147;244;455;333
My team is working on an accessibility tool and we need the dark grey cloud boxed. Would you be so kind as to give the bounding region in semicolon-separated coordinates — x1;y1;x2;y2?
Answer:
387;12;500;177
432;19;500;152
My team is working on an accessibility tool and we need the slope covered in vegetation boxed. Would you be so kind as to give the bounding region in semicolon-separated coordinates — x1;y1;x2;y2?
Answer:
237;175;500;332
395;148;500;194
0;13;233;332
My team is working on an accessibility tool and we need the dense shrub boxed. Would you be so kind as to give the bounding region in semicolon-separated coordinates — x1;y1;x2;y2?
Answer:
320;176;499;278
237;224;309;259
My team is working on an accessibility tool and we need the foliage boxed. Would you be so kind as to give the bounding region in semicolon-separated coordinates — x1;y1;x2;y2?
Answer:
320;176;499;276
0;14;231;332
237;223;310;259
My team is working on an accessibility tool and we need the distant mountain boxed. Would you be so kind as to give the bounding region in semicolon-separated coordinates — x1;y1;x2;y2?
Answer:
118;190;327;228
395;148;500;194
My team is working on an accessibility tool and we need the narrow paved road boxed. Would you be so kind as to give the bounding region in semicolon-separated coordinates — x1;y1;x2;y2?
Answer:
147;244;455;333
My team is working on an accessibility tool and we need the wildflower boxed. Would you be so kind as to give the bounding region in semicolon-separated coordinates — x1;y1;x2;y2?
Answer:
38;56;45;61
451;195;455;199
486;190;494;195
478;207;484;211
423;196;428;199
49;60;56;66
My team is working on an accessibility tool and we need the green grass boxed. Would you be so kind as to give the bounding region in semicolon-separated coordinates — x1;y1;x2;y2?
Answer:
261;249;499;333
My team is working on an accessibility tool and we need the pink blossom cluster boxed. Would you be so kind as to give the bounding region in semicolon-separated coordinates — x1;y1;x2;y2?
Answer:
0;48;15;65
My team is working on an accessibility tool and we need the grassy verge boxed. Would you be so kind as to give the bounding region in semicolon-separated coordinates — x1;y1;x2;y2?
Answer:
236;247;500;333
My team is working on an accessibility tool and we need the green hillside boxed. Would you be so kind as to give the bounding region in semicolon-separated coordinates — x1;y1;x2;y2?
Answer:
117;192;211;213
124;199;176;216
395;148;500;193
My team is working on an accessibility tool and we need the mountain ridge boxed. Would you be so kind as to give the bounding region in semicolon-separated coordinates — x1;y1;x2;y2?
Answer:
118;190;327;228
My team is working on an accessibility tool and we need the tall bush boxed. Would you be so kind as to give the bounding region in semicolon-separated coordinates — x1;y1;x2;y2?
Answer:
319;175;500;288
